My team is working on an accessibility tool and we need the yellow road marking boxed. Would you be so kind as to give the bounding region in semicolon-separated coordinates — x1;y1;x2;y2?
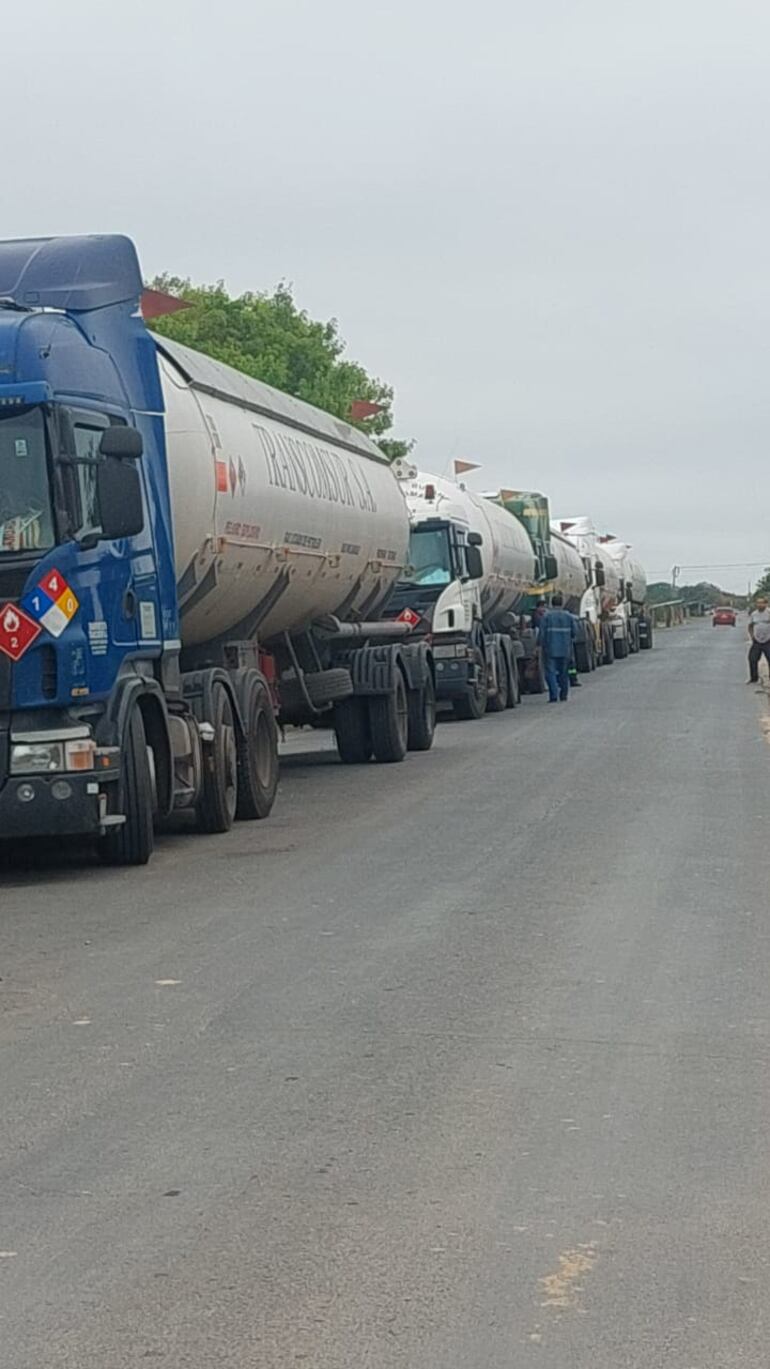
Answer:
539;1243;598;1309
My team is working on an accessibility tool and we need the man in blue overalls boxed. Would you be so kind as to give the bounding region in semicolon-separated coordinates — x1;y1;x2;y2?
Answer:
537;593;579;703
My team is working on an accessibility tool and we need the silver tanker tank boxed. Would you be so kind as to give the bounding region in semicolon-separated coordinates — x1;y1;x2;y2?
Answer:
157;337;409;647
550;530;587;612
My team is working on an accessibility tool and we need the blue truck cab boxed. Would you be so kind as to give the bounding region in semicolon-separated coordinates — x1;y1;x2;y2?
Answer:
0;235;278;862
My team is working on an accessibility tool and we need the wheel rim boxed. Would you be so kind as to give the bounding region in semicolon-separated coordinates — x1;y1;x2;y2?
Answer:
254;710;273;788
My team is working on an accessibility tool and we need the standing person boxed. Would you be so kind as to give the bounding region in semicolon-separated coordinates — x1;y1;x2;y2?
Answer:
537;593;579;703
531;598;548;629
568;612;582;688
747;597;770;683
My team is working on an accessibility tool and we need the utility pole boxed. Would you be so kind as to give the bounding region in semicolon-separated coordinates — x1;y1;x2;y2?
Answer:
671;565;680;592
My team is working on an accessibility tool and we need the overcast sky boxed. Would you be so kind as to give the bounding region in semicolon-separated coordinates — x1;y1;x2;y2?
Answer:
5;0;769;589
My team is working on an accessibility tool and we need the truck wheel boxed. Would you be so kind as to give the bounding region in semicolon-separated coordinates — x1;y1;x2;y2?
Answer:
369;671;409;762
640;624;653;650
99;707;154;867
198;682;238;833
407;674;436;751
602;627;614;665
236;680;279;820
279;667;352;719
614;636;629;660
574;640;590;673
333;697;372;763
453;648;487;719
508;656;521;706
528;654;547;695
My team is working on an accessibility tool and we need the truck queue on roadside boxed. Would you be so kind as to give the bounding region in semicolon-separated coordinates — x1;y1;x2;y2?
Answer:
0;234;651;866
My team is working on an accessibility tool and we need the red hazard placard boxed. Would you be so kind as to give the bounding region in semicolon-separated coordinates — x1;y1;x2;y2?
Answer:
38;568;68;601
397;607;421;627
0;603;41;662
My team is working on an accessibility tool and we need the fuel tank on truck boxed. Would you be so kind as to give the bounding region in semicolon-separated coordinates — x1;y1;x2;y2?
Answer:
550;530;587;612
599;538;646;610
156;337;409;647
397;469;536;621
596;545;622;614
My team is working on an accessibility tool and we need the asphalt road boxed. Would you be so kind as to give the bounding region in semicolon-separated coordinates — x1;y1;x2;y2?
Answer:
1;621;769;1367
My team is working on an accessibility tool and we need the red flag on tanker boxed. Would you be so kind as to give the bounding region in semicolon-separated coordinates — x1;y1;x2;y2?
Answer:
140;289;192;320
454;460;480;476
350;400;384;421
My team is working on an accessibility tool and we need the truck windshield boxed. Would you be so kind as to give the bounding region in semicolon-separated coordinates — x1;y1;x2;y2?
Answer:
403;527;452;586
0;407;54;554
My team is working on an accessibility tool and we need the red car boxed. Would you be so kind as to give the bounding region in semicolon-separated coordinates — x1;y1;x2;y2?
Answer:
713;607;737;626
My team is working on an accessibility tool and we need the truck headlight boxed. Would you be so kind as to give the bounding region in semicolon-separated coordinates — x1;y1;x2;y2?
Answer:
10;738;96;775
11;742;65;774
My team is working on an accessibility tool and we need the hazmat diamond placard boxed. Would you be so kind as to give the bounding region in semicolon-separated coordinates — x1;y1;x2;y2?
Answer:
0;603;42;662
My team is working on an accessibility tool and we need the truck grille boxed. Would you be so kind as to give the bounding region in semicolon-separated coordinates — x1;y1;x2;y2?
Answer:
0;651;10;712
40;645;58;699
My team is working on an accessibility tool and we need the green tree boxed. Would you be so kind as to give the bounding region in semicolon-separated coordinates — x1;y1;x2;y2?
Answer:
753;567;770;600
147;276;412;459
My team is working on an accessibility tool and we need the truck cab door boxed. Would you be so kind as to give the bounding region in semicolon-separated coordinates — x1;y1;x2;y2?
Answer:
68;410;159;654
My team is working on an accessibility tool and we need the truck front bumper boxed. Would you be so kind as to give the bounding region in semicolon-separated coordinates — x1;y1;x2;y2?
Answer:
0;772;103;840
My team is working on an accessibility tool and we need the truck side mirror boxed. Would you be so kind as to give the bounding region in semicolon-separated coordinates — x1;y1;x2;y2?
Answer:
465;545;483;580
467;531;483;547
99;426;143;460
97;457;145;540
544;554;558;581
594;561;606;587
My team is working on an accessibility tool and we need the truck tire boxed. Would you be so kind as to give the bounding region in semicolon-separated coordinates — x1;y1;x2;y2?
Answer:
369;670;409;762
528;653;547;695
640;623;653;649
508;655;521;706
453;648;487;719
486;645;507;713
407;674;436;751
236;679;280;820
280;667;352;716
602;626;614;665
614;636;629;660
573;639;591;673
197;682;238;833
99;707;154;867
333;696;372;763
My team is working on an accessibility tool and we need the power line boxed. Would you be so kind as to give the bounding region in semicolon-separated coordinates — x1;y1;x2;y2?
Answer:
650;561;768;575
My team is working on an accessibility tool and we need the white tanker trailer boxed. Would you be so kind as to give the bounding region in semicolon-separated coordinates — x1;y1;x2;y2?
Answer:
555;518;651;661
158;337;437;767
598;536;651;654
555;517;619;667
387;467;536;717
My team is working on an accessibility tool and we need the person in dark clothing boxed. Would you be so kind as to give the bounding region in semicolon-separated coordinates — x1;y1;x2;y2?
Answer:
531;598;548;628
537;593;579;703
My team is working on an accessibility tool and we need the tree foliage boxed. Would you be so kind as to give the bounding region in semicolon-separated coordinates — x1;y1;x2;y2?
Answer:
147;276;412;460
648;580;747;608
753;567;770;600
